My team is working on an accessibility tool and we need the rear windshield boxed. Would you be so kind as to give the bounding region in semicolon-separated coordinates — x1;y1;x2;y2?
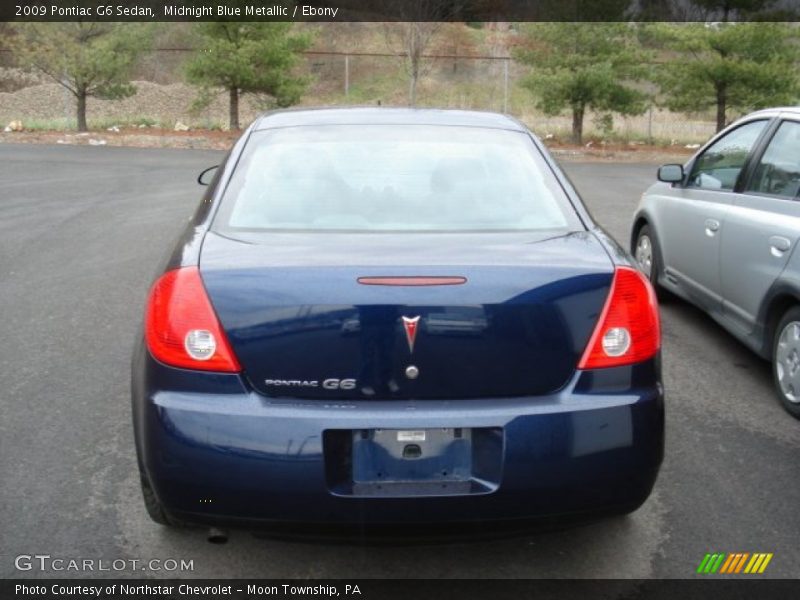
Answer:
214;125;579;233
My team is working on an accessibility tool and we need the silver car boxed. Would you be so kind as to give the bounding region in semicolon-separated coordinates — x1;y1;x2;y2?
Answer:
631;107;800;418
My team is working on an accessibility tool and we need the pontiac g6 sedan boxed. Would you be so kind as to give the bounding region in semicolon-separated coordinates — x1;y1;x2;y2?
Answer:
132;108;664;534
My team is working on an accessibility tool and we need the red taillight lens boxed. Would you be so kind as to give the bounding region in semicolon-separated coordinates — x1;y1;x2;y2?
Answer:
144;267;241;373
578;266;660;370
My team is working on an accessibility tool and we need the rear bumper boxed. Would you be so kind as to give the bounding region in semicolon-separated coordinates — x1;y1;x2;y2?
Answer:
132;345;664;528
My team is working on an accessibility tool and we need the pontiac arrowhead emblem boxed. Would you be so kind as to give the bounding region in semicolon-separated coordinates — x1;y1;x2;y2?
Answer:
401;316;421;353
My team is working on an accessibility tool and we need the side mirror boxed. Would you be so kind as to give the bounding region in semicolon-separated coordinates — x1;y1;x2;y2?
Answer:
657;164;684;184
197;165;219;186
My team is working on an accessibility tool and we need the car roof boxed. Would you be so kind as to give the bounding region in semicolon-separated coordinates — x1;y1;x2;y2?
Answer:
252;107;526;132
744;107;800;120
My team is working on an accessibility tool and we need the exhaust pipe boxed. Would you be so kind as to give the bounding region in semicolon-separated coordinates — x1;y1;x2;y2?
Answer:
207;527;228;544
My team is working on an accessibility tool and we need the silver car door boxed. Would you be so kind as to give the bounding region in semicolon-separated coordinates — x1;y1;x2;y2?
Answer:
659;119;769;312
721;118;800;333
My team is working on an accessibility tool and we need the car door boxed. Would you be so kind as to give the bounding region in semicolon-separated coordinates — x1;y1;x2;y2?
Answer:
657;119;770;312
720;118;800;334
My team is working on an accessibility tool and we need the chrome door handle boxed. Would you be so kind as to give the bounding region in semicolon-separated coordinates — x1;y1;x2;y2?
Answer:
769;235;792;257
704;218;720;236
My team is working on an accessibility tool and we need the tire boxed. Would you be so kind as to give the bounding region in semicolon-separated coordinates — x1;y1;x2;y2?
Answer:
140;473;182;527
772;306;800;419
633;224;670;301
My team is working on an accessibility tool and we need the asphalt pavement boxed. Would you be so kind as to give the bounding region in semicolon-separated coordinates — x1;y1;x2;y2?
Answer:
1;144;798;580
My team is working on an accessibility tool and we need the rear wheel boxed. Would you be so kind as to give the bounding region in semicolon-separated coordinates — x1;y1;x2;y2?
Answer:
772;307;800;419
140;473;183;527
634;224;669;300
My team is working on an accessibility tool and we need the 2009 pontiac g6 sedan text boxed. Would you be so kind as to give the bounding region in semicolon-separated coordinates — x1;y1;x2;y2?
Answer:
131;108;664;534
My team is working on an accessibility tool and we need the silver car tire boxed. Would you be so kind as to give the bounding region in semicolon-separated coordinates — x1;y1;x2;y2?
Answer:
634;224;669;300
772;307;800;419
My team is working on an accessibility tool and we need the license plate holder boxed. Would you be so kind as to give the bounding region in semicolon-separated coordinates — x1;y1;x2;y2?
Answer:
323;427;503;497
352;427;471;483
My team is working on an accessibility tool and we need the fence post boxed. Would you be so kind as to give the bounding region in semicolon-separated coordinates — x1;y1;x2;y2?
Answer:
344;54;350;97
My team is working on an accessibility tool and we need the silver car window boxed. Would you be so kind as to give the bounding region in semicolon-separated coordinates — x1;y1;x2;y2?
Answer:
688;120;768;191
745;120;800;199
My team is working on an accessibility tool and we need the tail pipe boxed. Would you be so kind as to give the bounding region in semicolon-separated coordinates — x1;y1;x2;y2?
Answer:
207;527;229;544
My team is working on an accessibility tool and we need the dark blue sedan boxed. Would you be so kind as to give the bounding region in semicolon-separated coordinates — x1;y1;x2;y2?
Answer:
132;108;664;536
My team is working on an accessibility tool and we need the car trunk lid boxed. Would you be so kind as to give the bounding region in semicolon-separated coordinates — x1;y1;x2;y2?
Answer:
199;230;613;399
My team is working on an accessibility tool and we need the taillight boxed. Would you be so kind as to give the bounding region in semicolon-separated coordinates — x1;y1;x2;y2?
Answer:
578;266;660;369
144;267;241;372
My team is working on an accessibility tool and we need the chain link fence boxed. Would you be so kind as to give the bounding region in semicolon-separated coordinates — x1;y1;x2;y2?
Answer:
0;47;717;143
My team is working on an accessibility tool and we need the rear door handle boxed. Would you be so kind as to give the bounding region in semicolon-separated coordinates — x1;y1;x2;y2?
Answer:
769;235;792;256
704;219;720;236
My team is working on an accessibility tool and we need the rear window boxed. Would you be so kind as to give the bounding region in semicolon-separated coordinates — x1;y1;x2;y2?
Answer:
214;125;578;233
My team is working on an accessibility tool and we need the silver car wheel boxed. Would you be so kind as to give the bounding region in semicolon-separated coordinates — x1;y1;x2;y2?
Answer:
635;233;653;278
775;321;800;404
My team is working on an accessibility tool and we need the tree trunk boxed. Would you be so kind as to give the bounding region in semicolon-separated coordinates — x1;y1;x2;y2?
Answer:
715;83;727;133
229;87;240;130
76;91;88;132
572;104;585;145
408;23;420;107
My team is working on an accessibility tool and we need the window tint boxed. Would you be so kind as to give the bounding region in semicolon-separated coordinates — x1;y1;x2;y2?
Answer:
688;120;767;191
215;125;577;233
745;120;800;199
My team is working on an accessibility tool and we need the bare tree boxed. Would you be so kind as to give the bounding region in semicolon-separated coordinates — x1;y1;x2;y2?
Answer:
383;1;454;106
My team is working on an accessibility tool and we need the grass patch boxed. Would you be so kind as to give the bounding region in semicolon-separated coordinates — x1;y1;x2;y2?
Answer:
7;116;229;133
9;116;180;132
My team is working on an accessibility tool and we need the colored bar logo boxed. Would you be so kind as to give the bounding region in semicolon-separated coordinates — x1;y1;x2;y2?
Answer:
696;552;773;574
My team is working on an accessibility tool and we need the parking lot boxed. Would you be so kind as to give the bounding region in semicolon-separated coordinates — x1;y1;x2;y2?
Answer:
1;144;798;579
